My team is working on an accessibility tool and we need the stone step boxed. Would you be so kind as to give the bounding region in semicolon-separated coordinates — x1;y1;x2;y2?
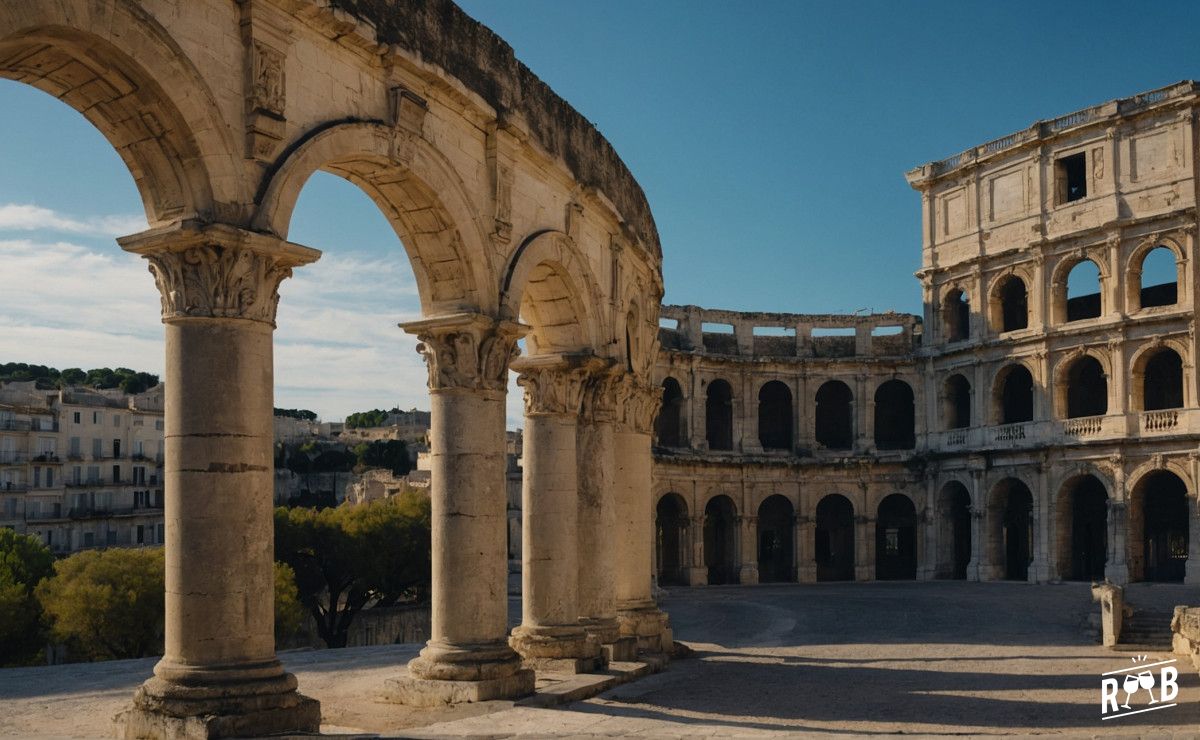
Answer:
514;656;667;709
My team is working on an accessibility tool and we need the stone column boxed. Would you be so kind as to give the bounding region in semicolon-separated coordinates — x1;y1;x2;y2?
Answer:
614;375;672;652
116;223;321;738
576;364;632;660
508;355;604;673
1108;501;1130;585
388;313;533;705
687;515;708;585
855;515;872;581
796;514;816;582
738;515;759;584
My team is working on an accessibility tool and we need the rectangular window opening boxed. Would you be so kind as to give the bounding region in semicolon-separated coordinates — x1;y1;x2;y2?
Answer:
701;322;735;334
752;326;796;337
1056;152;1087;204
658;318;679;330
811;327;856;337
871;325;905;336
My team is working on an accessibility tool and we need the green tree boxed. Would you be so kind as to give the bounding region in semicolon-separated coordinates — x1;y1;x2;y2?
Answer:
274;561;306;646
59;367;86;386
36;547;165;661
275;493;431;648
345;408;389;428
355;439;412;475
0;530;54;666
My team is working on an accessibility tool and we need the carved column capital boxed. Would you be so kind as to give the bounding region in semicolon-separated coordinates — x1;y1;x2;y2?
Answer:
513;354;605;416
401;313;527;393
580;362;623;424
118;221;320;327
612;373;663;435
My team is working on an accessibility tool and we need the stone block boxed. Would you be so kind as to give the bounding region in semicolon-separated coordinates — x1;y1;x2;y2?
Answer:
382;669;535;707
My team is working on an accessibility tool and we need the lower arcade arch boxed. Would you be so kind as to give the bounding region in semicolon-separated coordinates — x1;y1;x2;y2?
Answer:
815;494;855;581
1130;470;1190;583
936;481;972;579
875;493;918;580
757;495;795;583
988;478;1034;581
704;495;738;585
655;493;689;586
1055;475;1108;581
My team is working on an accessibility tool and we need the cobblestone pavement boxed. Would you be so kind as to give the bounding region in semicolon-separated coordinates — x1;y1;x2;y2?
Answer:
2;581;1198;737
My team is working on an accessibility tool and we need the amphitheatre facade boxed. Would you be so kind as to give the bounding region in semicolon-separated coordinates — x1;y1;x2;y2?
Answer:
652;81;1200;592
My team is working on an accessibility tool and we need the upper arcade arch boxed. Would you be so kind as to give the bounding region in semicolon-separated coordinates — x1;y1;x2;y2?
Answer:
988;272;1030;333
1127;237;1185;311
501;229;603;355
1053;255;1106;323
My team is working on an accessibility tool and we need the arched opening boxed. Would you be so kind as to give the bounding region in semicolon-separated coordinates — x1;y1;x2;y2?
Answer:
943;288;970;342
757;381;793;451
1064;355;1107;418
1141;348;1184;411
705;379;734;451
815;380;853;450
1131;471;1189;583
815;494;855;581
994;275;1029;333
1056;475;1107;581
994;364;1034;424
943;374;971;430
989;478;1033;581
873;379;915;450
1138;246;1178;309
757;495;794;583
703;495;738;585
655;493;689;586
1065;260;1102;322
656;377;685;447
875;493;918;580
937;482;972;579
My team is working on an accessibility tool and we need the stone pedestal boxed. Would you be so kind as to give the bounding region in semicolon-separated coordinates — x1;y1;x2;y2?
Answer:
614;378;671;653
509;356;603;673
114;224;321;738
389;314;533;704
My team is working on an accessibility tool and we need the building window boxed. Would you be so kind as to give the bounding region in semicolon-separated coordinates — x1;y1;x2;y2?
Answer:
942;288;970;342
1064;356;1107;418
73;411;81;424
1138;246;1178;309
1056;152;1087;204
45;468;53;488
92;411;100;425
705;379;734;451
943;374;972;429
155;420;164;431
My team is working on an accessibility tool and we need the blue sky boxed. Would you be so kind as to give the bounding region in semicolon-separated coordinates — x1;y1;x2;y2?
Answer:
1;1;1197;422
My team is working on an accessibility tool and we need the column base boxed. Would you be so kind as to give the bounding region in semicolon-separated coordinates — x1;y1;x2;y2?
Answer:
580;615;621;645
617;604;671;653
510;624;604;674
797;565;817;583
602;635;640;663
114;673;319;740
686;567;708;586
738;565;759;585
1107;563;1130;586
385;640;534;706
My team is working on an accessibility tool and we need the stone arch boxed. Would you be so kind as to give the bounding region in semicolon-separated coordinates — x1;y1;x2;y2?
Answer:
1128;467;1191;582
988;270;1031;333
874;378;915;450
815;493;855;581
1127;235;1186;311
936;480;972;579
1051;252;1107;323
941;284;970;342
502;230;603;355
757;380;793;451
1054;473;1108;581
756;494;795;583
655;376;685;448
986;477;1034;581
942;373;972;429
815;379;854;450
1052;350;1110;418
702;493;738;585
875;493;918;580
992;361;1035;424
1130;339;1189;411
705;378;734;451
0;0;241;224
655;492;689;586
256;121;490;313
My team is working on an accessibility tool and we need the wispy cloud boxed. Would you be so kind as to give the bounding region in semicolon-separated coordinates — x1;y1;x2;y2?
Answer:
0;203;146;238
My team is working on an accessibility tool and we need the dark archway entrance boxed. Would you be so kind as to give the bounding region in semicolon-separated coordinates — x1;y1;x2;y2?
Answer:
758;381;793;451
990;478;1033;581
1058;475;1107;581
996;364;1034;424
656;377;684;447
938;482;972;579
655;493;688;586
757;495;794;582
874;380;915;450
706;379;733;451
875;493;918;580
815;494;855;581
1134;471;1189;583
704;495;737;585
1065;356;1107;418
815;380;853;450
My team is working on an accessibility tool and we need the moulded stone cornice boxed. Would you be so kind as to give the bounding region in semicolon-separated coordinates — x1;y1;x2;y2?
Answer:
401;313;528;392
118;220;320;327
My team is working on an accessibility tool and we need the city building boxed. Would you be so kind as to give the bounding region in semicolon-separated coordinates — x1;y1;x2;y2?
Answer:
0;381;165;553
652;81;1200;588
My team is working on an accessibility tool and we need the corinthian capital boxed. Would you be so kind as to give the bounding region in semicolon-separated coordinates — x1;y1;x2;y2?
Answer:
118;222;320;326
513;354;605;416
613;373;662;434
401;313;526;392
580;362;623;424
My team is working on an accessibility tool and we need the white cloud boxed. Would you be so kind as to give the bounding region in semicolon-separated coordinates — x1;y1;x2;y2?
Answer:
0;203;146;238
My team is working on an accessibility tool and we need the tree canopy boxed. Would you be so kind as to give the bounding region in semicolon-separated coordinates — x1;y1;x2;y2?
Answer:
274;408;318;421
354;439;412;475
274;492;431;648
0;363;159;393
0;530;54;666
344;408;398;429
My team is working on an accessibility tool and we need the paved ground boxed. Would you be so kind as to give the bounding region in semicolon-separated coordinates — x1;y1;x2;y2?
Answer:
2;581;1199;737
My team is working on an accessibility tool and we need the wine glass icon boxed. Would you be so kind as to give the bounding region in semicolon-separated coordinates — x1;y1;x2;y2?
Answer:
1121;673;1140;709
1138;670;1159;704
